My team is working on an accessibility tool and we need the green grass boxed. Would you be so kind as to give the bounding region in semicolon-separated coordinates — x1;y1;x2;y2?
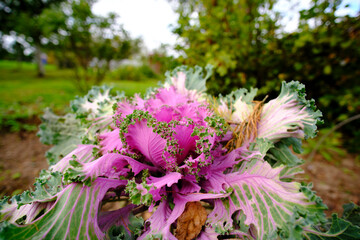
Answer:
0;60;159;131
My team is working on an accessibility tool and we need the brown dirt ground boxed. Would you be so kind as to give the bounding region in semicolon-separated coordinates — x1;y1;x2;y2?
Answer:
301;153;360;215
0;131;359;216
0;131;50;197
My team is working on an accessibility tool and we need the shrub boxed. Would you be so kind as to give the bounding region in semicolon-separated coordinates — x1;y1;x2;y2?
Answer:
112;64;159;81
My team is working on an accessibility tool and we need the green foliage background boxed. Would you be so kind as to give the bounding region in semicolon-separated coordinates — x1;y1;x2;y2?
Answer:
0;0;359;152
173;0;360;152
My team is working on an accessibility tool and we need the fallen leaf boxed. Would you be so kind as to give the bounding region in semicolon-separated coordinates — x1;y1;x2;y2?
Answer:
175;201;207;240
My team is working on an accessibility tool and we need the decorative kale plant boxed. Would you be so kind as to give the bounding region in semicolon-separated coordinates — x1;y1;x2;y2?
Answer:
1;66;359;239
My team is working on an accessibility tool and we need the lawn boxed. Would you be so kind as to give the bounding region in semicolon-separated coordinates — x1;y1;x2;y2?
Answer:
0;60;159;131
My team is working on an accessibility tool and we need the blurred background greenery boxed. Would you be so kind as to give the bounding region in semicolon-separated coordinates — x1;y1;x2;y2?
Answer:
0;0;359;156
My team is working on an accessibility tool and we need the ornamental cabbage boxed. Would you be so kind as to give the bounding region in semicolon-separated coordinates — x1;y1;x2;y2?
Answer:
0;66;359;240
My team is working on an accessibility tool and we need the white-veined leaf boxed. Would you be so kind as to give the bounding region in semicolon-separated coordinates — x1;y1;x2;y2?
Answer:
221;160;324;239
0;178;126;240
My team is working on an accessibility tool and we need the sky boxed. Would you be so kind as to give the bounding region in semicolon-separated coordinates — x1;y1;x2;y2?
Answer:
93;0;360;52
92;0;178;52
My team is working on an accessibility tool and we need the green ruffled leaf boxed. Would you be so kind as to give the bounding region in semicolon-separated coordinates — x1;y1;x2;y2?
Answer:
125;180;153;206
37;109;84;165
71;85;124;118
250;138;274;156
216;86;258;123
0;170;63;225
107;213;144;240
13;170;63;207
306;214;360;239
221;87;258;106
255;81;323;144
37;110;79;146
165;64;213;92
0;179;125;240
277;81;323;139
63;160;89;186
342;203;360;227
278;202;360;239
267;138;304;167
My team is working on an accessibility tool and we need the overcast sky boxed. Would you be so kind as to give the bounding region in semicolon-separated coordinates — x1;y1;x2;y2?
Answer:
92;0;178;52
92;0;359;51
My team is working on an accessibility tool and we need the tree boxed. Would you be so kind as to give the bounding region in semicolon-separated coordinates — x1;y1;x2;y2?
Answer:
172;0;360;152
146;44;180;74
47;0;141;92
0;0;65;76
273;1;360;151
172;0;280;94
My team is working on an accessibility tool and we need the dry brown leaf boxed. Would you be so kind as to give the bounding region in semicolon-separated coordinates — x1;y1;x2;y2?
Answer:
225;99;265;151
175;201;207;240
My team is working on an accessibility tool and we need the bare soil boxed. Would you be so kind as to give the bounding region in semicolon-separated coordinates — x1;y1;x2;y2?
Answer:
0;131;50;197
0;131;359;216
301;153;360;215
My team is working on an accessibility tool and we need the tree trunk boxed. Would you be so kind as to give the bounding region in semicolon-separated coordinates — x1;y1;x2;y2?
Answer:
35;44;45;77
